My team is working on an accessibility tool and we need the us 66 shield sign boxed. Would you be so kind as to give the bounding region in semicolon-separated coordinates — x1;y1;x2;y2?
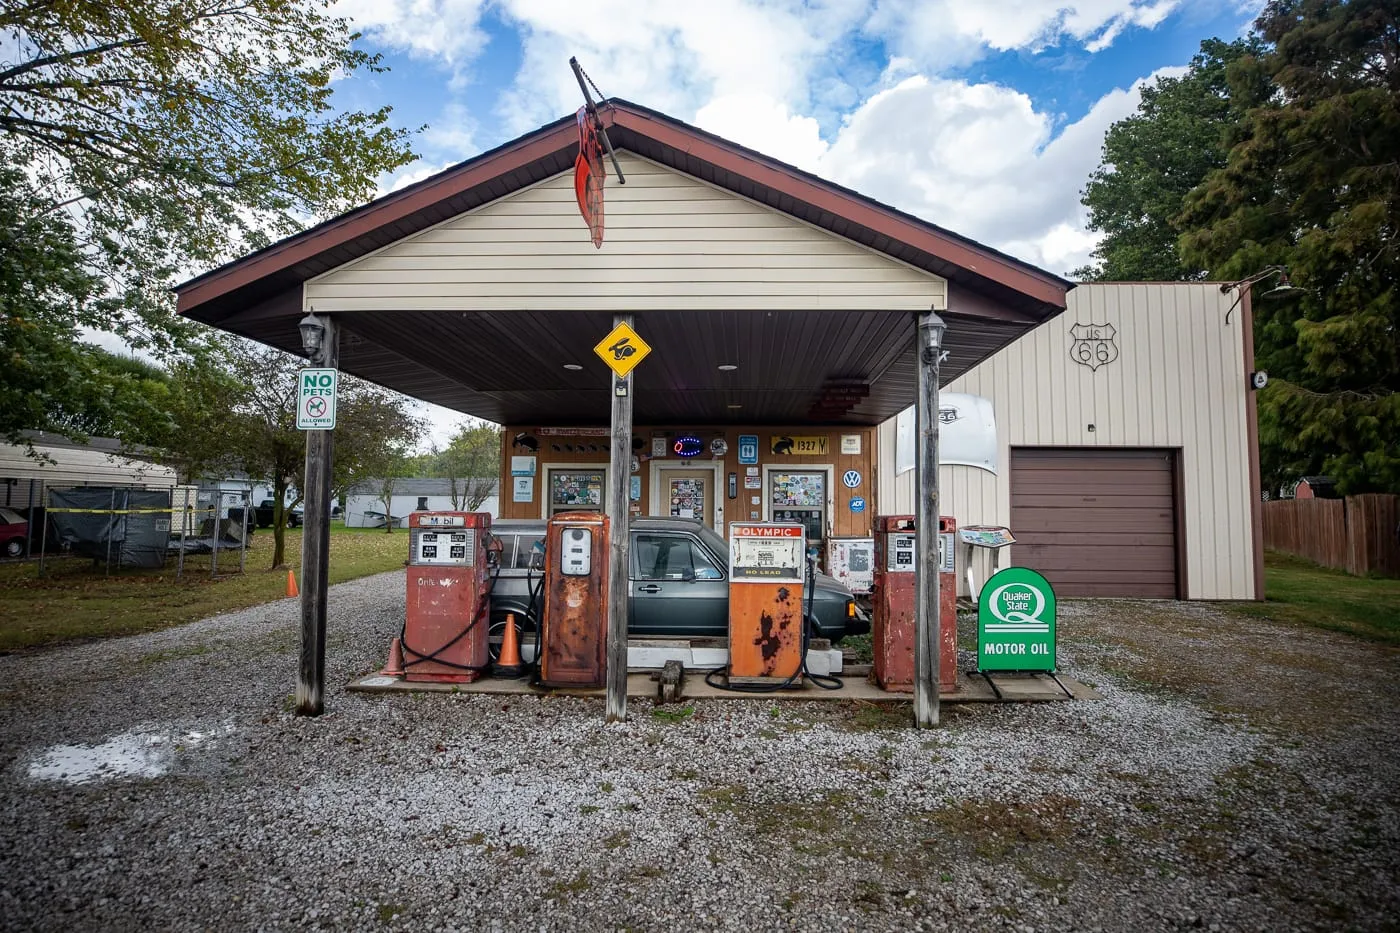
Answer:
297;368;338;430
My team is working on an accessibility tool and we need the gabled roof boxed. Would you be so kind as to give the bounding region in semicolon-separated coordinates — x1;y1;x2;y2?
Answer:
175;100;1073;427
178;100;1068;326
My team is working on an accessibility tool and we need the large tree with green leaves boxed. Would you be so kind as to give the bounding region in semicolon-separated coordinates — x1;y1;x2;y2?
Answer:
1075;37;1265;281
1;0;416;445
1179;0;1400;495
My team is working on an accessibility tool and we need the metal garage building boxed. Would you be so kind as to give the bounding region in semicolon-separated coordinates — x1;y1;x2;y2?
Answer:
878;282;1263;601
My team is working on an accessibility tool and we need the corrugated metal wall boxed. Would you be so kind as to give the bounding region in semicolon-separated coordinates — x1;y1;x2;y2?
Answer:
877;282;1257;600
305;153;948;314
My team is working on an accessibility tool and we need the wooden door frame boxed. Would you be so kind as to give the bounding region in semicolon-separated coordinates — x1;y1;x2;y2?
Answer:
649;460;724;529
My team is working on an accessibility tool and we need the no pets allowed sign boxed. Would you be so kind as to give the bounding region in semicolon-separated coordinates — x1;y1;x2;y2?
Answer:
297;368;338;430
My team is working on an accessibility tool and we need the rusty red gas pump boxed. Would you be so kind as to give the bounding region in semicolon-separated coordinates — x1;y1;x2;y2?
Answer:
539;511;609;687
401;511;495;683
726;522;806;686
872;514;958;692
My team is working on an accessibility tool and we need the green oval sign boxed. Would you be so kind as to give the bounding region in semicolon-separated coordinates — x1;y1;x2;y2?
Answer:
977;567;1057;672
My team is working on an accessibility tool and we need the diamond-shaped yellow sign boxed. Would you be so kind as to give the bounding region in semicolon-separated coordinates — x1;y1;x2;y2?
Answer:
593;322;652;379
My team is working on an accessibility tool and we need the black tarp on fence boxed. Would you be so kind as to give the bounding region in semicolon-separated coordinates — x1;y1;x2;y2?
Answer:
47;488;172;569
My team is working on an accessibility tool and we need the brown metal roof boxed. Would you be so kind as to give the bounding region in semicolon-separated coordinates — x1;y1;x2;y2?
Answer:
176;100;1072;427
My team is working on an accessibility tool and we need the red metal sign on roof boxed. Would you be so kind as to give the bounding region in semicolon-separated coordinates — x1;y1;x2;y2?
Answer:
574;108;606;248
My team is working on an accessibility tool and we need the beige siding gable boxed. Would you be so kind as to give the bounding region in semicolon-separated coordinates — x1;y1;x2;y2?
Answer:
304;152;947;313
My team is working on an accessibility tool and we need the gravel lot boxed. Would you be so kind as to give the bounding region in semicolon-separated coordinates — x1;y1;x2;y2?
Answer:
2;569;1397;932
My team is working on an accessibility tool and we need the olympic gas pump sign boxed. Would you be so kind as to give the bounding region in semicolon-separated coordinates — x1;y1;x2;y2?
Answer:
977;567;1057;672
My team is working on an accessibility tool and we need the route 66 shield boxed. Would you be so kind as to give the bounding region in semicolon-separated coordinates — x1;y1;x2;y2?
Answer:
1069;323;1119;371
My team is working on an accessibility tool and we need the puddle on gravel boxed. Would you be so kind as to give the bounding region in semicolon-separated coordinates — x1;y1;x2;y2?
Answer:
27;721;235;785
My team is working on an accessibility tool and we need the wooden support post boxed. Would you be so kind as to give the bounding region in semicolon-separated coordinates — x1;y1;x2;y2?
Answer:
914;311;947;728
296;314;338;717
605;313;634;723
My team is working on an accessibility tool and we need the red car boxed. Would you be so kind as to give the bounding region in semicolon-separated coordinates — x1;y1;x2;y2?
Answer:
0;507;28;558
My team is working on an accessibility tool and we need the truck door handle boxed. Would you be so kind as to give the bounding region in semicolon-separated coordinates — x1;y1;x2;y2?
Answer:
637;584;662;594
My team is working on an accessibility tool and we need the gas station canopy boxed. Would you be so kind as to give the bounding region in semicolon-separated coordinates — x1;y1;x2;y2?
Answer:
177;101;1072;426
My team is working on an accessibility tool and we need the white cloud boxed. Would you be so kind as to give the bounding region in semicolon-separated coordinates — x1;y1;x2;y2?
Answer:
333;0;491;65
815;68;1176;275
864;0;1183;66
693;94;829;172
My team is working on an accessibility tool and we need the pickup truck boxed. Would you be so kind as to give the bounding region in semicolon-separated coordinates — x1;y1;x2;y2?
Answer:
253;500;303;529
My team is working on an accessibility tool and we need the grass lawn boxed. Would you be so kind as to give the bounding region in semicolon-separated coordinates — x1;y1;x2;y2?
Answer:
0;524;410;652
1225;550;1400;645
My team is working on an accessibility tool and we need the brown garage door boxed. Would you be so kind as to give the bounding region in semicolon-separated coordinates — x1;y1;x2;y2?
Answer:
1009;448;1178;598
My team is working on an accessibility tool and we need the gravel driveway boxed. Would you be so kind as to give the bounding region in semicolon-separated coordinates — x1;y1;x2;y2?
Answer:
2;569;1396;932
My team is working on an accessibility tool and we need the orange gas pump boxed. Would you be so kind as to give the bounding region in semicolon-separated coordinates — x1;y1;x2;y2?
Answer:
872;515;958;692
726;523;807;686
539;511;609;687
401;511;494;683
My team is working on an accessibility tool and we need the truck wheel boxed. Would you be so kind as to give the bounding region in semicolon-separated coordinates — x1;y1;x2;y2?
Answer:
4;539;22;558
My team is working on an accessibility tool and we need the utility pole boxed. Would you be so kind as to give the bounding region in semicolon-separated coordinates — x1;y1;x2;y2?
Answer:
297;313;338;716
914;310;947;728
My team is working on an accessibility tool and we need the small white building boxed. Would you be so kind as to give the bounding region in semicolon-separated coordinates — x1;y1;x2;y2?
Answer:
345;478;499;528
878;282;1262;601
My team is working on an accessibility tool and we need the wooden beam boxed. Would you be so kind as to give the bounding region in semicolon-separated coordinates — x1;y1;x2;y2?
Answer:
297;314;338;716
914;309;945;728
605;314;634;723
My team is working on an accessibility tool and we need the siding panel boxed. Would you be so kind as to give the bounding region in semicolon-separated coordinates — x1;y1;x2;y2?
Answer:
875;282;1256;599
305;153;947;314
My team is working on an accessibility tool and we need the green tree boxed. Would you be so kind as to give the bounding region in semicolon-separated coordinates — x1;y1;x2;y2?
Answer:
436;422;501;511
1;0;416;444
163;342;424;565
1179;0;1400;494
1076;37;1265;281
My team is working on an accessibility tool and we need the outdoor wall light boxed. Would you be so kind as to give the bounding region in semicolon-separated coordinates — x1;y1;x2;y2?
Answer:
920;312;947;362
1221;266;1303;324
298;313;326;357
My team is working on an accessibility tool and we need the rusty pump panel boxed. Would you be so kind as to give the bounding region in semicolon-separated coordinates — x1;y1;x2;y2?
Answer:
539;511;609;687
401;512;496;683
726;523;807;685
872;515;958;693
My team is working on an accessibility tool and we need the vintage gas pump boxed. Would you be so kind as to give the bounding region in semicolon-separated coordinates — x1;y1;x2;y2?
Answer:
871;515;958;693
726;522;807;685
539;510;609;687
401;511;494;683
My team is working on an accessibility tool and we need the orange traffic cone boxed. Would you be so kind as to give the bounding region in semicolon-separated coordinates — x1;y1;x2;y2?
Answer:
494;613;525;678
285;569;299;598
379;636;405;677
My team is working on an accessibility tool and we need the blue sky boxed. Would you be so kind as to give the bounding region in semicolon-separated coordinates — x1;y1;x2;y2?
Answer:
324;0;1258;444
333;0;1257;281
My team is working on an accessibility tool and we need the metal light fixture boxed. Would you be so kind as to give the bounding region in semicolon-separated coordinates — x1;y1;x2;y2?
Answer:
921;312;948;356
717;363;738;371
298;314;326;357
1221;266;1302;324
563;363;583;371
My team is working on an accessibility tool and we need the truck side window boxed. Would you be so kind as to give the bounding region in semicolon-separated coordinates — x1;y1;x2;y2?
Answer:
635;534;723;581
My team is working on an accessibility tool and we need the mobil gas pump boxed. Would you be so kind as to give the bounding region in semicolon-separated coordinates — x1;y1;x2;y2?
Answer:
725;522;806;686
872;514;958;693
539;510;609;687
400;511;495;683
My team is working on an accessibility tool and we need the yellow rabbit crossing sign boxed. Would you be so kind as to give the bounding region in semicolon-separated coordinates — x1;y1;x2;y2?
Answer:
594;322;651;379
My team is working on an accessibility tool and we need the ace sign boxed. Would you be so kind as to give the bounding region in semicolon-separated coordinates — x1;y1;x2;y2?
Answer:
297;368;338;430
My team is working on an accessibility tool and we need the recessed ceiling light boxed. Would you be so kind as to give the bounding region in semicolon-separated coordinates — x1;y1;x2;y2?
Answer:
727;403;743;409
563;363;583;371
717;363;738;371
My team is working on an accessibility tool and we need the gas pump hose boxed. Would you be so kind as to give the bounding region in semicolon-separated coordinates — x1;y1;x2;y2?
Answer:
704;558;844;694
398;562;500;675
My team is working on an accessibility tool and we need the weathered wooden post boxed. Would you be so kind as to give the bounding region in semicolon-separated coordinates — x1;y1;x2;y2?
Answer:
605;313;635;723
296;313;338;717
914;310;947;728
